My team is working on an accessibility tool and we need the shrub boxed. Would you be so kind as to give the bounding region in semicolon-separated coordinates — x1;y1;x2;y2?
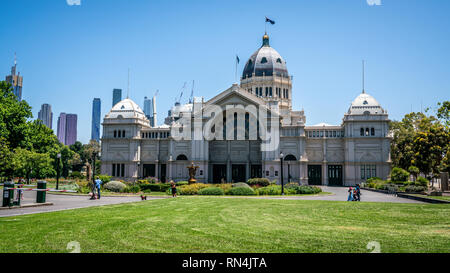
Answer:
139;183;171;192
198;187;225;195
104;181;127;192
256;185;283;195
122;185;140;193
232;182;251;188
70;171;85;179
291;185;322;195
98;175;112;183
226;186;256;196
416;176;429;187
215;183;232;191
405;185;427;193
146;177;159;184
390;167;410;182
247;178;270;187
285;182;300;188
59;183;80;192
178;183;210;195
176;181;189;186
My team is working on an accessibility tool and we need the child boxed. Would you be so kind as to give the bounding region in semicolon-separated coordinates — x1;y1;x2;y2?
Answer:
347;187;353;201
171;181;177;198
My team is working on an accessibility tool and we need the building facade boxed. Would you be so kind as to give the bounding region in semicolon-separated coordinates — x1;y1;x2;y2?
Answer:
5;56;23;101
101;33;392;186
57;113;78;145
113;89;122;107
91;98;101;142
38;103;53;129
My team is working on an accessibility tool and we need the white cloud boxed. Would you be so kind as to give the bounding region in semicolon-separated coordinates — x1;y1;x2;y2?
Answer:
366;0;381;6
67;0;81;6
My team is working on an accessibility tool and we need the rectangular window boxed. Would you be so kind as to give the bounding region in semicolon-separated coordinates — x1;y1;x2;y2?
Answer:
112;164;116;177
121;164;125;177
371;128;375;136
320;131;323;137
361;165;365;179
333;131;337;137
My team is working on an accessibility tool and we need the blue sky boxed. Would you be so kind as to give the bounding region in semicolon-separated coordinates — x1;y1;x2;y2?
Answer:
1;0;449;144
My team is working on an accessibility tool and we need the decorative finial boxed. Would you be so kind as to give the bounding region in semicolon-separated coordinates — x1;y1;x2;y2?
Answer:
262;33;270;47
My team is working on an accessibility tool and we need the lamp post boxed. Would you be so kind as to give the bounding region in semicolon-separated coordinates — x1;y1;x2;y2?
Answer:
56;153;61;190
91;151;98;200
280;152;284;195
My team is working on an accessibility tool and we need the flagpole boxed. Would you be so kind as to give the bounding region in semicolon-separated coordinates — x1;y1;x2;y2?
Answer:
235;56;238;83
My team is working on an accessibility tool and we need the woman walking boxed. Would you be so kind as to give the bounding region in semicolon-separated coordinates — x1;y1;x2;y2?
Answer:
347;187;354;201
171;181;177;198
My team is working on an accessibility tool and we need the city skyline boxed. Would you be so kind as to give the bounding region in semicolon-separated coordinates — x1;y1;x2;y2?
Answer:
57;113;78;146
1;0;449;144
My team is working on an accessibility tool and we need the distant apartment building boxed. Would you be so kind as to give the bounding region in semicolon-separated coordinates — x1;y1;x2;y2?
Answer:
91;98;101;142
5;55;23;101
143;96;153;120
57;113;77;145
112;89;122;107
38;104;53;129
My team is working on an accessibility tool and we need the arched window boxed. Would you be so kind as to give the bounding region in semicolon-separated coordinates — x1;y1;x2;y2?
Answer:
360;128;364;136
276;58;282;63
114;130;117;138
233;112;238;140
245;112;249;140
365;128;370;136
371;128;375;136
285;154;297;161
176;154;188;161
118;130;121;138
122;130;126;138
261;57;268;63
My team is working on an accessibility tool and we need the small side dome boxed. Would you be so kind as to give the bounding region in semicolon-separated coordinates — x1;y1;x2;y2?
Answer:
105;98;148;120
348;92;384;115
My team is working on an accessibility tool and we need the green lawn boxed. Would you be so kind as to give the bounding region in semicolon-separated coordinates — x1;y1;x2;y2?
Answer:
0;197;449;253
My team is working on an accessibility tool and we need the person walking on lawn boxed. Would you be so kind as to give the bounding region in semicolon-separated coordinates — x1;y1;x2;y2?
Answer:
171;181;177;198
95;176;102;199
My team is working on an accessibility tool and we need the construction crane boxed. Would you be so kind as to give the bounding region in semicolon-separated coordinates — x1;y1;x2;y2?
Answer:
189;80;195;104
175;82;187;105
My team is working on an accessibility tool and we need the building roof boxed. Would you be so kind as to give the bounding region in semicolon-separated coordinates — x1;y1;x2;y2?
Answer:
347;92;385;115
105;98;148;120
242;33;289;79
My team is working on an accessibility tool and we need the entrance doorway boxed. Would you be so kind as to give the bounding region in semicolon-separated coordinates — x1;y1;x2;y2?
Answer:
160;164;167;183
232;164;246;183
328;165;343;186
143;164;155;178
251;165;262;178
308;165;322;185
212;164;227;183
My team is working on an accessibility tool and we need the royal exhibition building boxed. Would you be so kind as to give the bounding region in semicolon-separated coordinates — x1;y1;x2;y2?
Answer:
100;33;392;186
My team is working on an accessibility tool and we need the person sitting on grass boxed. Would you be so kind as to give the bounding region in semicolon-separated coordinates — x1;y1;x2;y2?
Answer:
170;181;177;198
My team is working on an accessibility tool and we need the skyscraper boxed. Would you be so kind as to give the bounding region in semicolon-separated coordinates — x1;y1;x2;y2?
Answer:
65;114;78;146
143;96;153;121
57;113;77;145
91;98;101;142
57;113;67;144
113;89;122;107
5;54;23;101
38;104;53;129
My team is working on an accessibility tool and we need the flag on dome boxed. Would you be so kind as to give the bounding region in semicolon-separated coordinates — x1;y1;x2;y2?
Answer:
265;17;275;25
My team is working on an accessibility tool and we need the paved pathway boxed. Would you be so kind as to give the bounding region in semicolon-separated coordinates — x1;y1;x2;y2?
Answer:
0;192;166;217
264;186;424;203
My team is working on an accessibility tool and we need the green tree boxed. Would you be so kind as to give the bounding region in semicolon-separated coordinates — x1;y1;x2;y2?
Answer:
408;166;420;181
12;148;55;184
0;81;33;150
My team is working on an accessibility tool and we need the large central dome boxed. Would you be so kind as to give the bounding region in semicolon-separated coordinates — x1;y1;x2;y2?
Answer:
242;33;289;79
